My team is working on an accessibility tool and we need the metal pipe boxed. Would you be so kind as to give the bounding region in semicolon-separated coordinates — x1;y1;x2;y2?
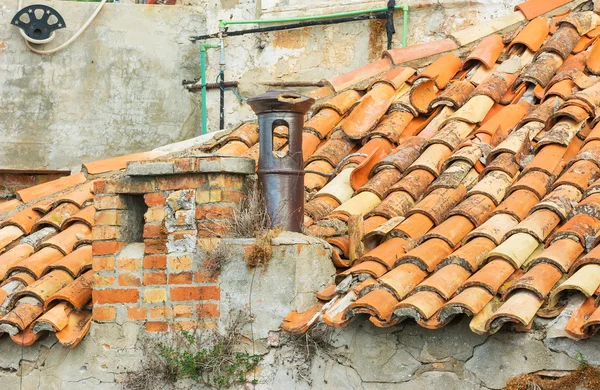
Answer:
261;81;325;87
191;13;386;41
401;3;408;47
386;0;396;50
218;5;407;28
219;32;226;130
185;80;325;91
199;42;220;135
192;6;409;46
186;81;239;90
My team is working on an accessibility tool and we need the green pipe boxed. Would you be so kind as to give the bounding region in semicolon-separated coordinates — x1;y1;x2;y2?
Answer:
199;42;220;135
401;4;408;47
219;4;409;48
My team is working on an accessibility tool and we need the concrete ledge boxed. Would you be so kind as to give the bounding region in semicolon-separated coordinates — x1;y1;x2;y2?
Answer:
126;155;255;176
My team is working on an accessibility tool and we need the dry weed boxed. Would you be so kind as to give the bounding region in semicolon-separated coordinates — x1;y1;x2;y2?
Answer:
230;181;270;238
246;226;282;271
505;366;600;390
203;241;232;278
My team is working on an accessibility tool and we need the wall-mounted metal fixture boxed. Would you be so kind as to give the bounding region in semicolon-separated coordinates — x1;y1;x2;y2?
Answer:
248;90;314;233
11;5;66;44
190;0;408;135
199;42;220;135
191;1;409;48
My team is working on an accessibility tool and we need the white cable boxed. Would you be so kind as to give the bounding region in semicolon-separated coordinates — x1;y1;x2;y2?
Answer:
17;0;107;55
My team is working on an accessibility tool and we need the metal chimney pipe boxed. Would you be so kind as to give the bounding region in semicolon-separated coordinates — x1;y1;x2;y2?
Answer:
248;90;315;232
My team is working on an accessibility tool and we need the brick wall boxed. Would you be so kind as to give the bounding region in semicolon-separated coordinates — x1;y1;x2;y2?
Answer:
91;156;253;331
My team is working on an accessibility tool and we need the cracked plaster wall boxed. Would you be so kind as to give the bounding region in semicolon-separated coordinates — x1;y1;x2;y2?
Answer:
2;311;598;389
1;233;599;389
0;0;520;171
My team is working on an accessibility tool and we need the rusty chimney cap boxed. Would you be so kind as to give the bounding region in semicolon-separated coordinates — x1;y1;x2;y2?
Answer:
248;90;315;115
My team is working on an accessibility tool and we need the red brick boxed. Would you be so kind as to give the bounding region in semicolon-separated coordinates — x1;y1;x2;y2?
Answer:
169;230;197;242
197;221;228;237
194;270;218;283
95;210;122;226
93;179;107;194
118;272;141;287
174;305;194;318
197;303;220;318
221;190;245;203
143;224;165;239
168;254;193;271
171;286;220;301
195;204;235;221
168;272;193;284
93;307;116;321
170;321;198;331
5;174;36;186
149;307;172;319
157;174;206;191
93;241;126;256
144;192;167;207
94;274;116;287
127;306;147;321
144;271;167;285
93;226;121;241
94;195;127;210
93;289;139;304
144;207;165;223
172;158;194;172
207;173;244;190
143;255;167;269
144;239;167;254
104;177;156;194
92;256;115;271
145;322;168;332
119;258;141;271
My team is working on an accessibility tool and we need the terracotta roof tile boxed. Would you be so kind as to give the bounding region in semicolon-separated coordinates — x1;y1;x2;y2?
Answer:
16;172;87;204
515;0;573;20
462;35;505;70
382;39;458;66
0;200;22;216
33;203;80;231
83;151;166;175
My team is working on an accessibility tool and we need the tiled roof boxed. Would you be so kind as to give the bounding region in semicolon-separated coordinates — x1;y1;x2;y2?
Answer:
0;151;164;347
210;4;600;339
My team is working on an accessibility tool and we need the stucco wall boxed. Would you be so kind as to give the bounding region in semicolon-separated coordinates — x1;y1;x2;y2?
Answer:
0;0;520;171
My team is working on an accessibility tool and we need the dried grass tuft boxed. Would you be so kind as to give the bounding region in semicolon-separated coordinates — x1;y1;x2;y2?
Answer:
229;181;271;238
246;226;282;271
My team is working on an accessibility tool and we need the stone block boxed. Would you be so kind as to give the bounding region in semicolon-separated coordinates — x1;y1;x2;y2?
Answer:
126;161;175;176
195;156;255;175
